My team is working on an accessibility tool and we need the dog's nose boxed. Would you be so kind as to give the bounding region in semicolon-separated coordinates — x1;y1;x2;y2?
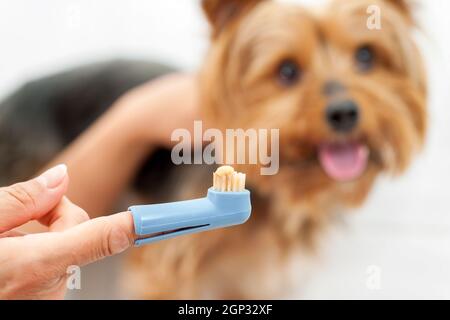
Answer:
325;100;359;132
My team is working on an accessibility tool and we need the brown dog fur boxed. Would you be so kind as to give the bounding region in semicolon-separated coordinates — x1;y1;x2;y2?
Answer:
122;0;427;299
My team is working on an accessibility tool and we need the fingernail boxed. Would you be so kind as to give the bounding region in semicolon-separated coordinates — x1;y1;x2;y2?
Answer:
37;164;67;188
109;213;134;254
110;233;132;255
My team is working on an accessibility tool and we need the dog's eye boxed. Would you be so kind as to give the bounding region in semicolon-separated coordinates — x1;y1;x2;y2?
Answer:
277;60;301;86
355;45;375;72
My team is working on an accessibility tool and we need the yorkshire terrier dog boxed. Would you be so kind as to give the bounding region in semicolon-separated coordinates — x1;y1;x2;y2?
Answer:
0;0;426;299
123;0;427;299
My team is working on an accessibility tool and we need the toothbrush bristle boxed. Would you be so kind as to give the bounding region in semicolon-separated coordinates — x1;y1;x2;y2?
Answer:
213;166;246;192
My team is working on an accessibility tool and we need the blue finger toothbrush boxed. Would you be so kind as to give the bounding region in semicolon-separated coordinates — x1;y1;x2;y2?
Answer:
129;166;251;246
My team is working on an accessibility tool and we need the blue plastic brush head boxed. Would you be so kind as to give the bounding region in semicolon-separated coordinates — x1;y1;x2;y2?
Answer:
129;187;251;246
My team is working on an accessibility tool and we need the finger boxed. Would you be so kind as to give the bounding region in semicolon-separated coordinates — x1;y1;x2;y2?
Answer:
0;164;68;233
0;229;27;238
38;197;89;232
37;211;135;268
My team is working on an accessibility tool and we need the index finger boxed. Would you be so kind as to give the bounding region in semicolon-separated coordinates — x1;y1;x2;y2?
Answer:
35;211;136;268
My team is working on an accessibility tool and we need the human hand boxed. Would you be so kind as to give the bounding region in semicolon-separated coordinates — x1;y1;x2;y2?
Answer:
0;164;135;299
113;73;200;148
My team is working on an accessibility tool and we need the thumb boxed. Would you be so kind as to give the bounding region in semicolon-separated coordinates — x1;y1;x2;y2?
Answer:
0;164;68;233
41;210;136;267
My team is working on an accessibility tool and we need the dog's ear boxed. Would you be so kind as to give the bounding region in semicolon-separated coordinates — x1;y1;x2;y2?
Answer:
383;0;416;25
202;0;265;37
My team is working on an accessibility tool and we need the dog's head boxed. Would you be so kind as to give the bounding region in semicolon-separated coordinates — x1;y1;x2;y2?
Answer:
200;0;427;215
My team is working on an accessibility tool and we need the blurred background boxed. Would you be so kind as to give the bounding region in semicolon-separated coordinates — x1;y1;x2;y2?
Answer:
0;0;449;299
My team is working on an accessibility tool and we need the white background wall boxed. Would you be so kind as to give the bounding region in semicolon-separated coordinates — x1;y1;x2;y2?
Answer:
0;0;449;299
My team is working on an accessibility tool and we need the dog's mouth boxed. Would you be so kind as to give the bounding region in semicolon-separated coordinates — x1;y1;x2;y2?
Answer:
317;141;369;182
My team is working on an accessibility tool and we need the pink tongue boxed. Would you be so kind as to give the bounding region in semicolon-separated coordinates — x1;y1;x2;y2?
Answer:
318;142;369;181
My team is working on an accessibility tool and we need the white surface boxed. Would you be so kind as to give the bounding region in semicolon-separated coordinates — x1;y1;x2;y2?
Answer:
1;0;449;299
0;0;207;97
